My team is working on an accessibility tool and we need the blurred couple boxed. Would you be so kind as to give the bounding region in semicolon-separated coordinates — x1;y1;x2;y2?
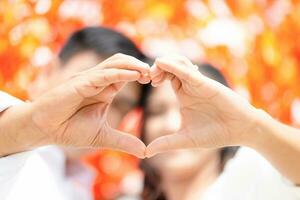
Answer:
4;26;300;200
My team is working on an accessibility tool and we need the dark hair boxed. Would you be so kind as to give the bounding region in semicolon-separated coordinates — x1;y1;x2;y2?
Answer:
139;63;238;200
58;26;150;65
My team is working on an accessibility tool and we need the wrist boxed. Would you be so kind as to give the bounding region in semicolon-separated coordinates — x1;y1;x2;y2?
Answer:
241;108;278;149
25;102;53;147
0;102;51;156
10;102;51;150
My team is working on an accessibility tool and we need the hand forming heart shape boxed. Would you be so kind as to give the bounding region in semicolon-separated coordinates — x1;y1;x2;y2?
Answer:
29;53;260;159
145;56;259;157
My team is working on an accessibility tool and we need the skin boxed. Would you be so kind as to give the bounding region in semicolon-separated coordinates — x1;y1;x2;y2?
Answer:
144;81;220;200
0;54;300;185
29;51;142;159
0;53;150;158
147;55;300;184
145;80;220;178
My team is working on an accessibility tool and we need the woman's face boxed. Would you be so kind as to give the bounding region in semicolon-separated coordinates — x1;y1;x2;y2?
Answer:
144;81;218;179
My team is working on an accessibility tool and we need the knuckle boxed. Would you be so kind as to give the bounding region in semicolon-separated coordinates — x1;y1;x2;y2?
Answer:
114;53;126;58
178;55;187;61
110;84;119;93
70;71;84;80
106;53;124;62
102;73;111;82
177;56;189;65
181;71;190;81
117;72;122;80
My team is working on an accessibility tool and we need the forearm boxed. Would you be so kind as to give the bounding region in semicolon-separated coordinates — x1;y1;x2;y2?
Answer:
0;103;49;157
244;109;300;185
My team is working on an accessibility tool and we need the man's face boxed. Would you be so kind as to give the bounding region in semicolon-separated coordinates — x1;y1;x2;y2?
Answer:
29;51;141;129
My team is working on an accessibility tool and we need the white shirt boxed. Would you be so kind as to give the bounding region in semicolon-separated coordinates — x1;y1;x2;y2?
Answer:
202;147;300;200
0;91;93;200
0;91;27;199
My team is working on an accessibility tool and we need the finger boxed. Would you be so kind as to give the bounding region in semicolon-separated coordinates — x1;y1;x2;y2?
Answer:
100;53;150;75
150;63;168;85
101;127;146;158
78;82;127;108
151;72;166;86
155;58;202;86
112;82;125;91
88;68;141;87
150;63;163;78
146;132;198;157
97;82;126;102
192;64;199;71
137;75;151;84
174;55;196;69
151;72;176;88
97;61;150;84
170;76;182;91
160;73;174;83
76;69;140;103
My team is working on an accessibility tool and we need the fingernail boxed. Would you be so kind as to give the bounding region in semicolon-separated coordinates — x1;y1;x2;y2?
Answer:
138;78;151;84
143;74;151;83
151;82;157;87
144;79;151;84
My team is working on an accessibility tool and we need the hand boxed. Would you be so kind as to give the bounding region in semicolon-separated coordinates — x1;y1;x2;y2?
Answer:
146;56;260;157
30;53;150;158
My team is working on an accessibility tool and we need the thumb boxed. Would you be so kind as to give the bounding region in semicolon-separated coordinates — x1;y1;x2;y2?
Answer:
100;127;146;158
146;131;198;158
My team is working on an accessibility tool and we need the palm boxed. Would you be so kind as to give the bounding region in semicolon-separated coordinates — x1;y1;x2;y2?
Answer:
50;82;114;147
57;102;109;147
147;56;258;156
30;53;149;158
176;79;254;148
32;75;114;139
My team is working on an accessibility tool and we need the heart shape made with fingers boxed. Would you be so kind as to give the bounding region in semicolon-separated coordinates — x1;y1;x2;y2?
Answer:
42;53;255;159
117;55;256;159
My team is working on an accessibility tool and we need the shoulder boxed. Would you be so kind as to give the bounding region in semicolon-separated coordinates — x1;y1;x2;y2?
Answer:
202;147;300;200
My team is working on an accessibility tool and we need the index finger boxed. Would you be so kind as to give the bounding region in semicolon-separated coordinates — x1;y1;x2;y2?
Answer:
154;57;202;86
100;53;150;75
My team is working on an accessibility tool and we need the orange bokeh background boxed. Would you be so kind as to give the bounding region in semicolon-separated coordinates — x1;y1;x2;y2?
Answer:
2;0;300;124
1;0;300;199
